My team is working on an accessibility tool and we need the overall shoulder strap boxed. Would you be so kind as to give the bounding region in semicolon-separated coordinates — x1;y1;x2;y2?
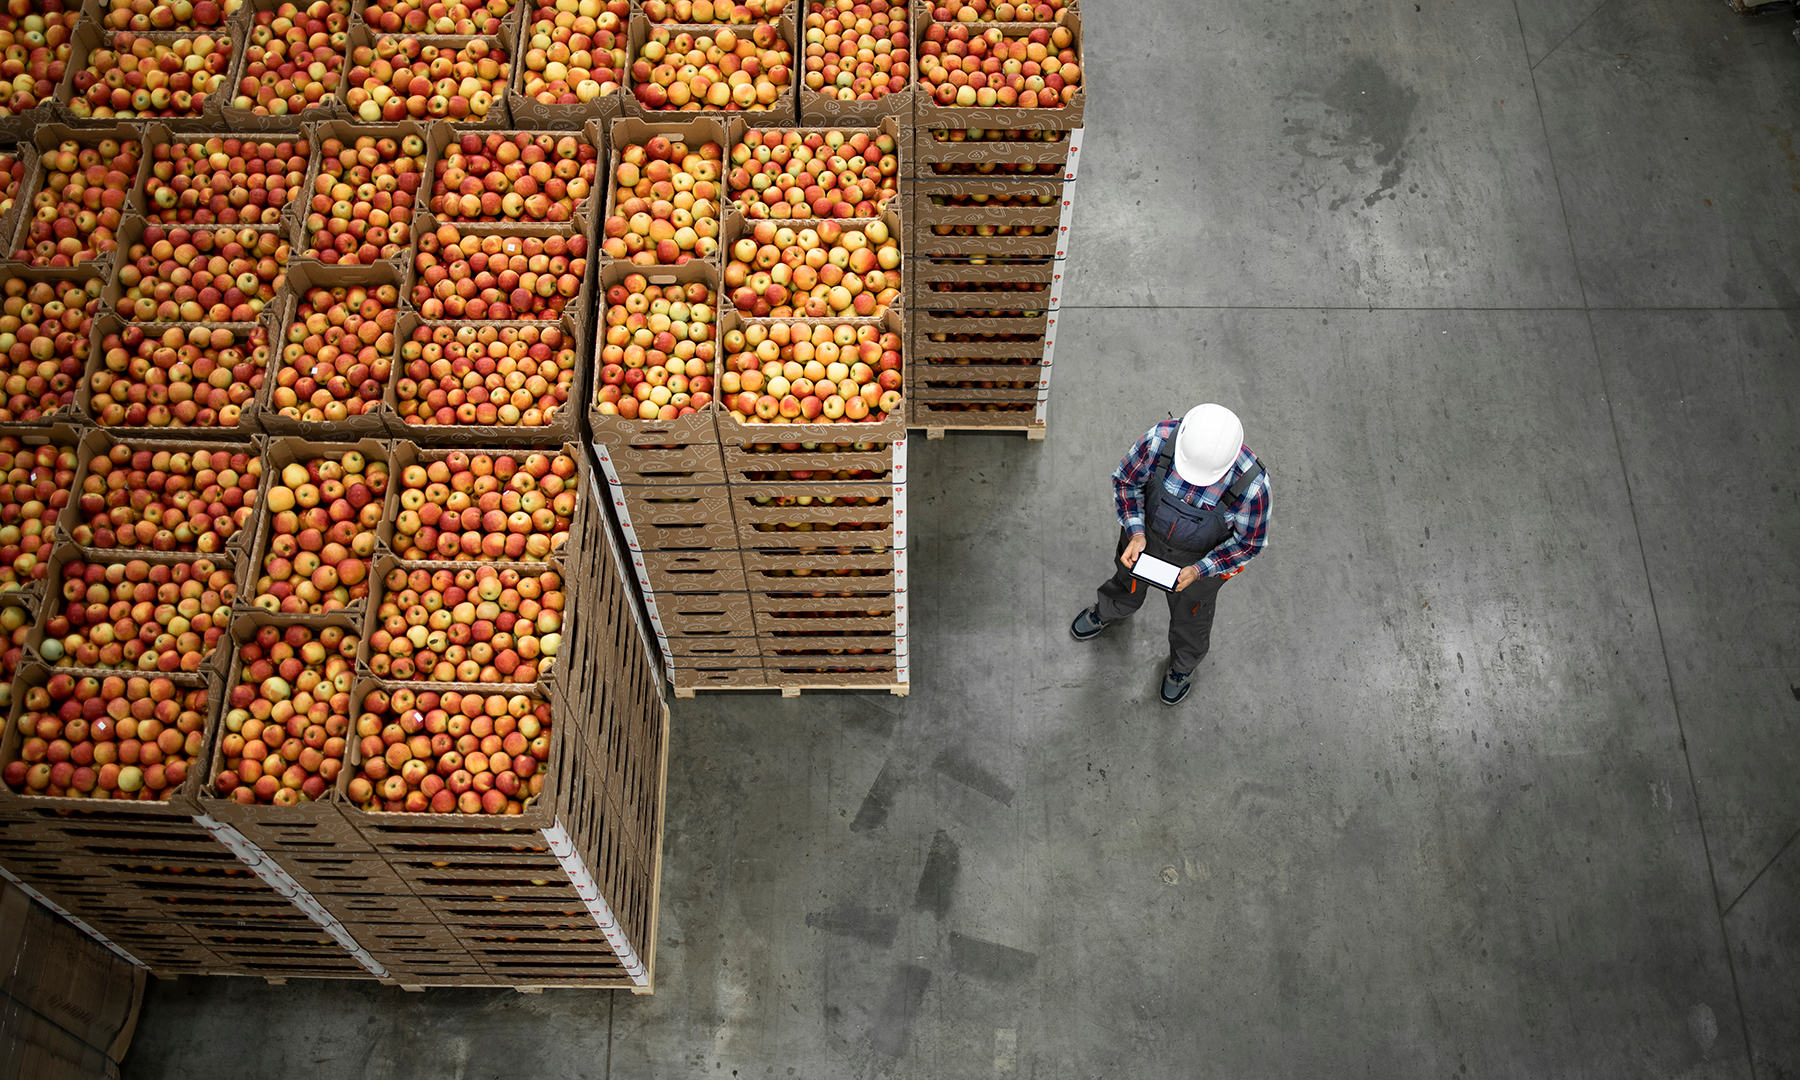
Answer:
1151;422;1178;481
1224;456;1265;508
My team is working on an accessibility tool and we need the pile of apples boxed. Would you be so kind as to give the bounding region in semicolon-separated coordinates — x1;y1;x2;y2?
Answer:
594;274;715;420
250;452;387;614
346;686;552;814
14;138;138;268
113;225;289;325
67;32;233;120
0;1;74;116
918;23;1077;108
803;0;908;102
212;623;358;805
302;132;426;264
728;127;899;219
923;190;1055;211
143;136;309;226
394;323;577;430
70;443;262;555
517;0;628;106
641;0;784;21
88;323;270;430
921;222;1051;243
601;136;722;265
725;219;900;318
39;557;235;673
631;24;793;111
0;277;97;424
362;0;508;34
390;450;577;563
0;437;74;591
411;228;588;321
97;0;241;29
231;0;351;118
922;128;1065;175
430;131;600;224
269;283;399;423
342;36;507;122
927;0;1068;21
746;490;881;508
721;321;901;423
1;674;211;800
365;564;565;683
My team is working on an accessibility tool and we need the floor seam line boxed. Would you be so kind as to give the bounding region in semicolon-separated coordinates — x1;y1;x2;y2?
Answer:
1721;820;1800;917
1529;0;1617;71
605;986;615;1079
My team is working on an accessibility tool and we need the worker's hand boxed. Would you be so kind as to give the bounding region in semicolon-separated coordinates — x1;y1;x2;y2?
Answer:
1119;533;1146;569
1175;564;1201;593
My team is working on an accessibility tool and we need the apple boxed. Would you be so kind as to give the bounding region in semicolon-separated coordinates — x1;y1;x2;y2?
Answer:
723;218;900;317
231;0;351;117
1;674;210;800
0;277;97;422
65;31;233;121
341;36;507;125
593;274;714;420
803;0;908;102
114;224;289;324
362;0;508;35
40;557;235;673
928;0;1069;21
72;444;263;556
721;320;901;425
0;154;23;226
301;132;427;264
0;437;76;590
15;138;138;267
389;450;577;562
411;226;587;321
366;564;564;682
519;0;628;104
918;22;1078;108
269;283;399;423
88;323;270;430
99;0;242;30
142;135;310;226
250;451;388;614
346;685;551;814
394;322;575;430
642;0;783;22
0;2;75;117
213;623;357;805
630;23;792;111
601;135;722;265
430;131;599;224
729;126;899;220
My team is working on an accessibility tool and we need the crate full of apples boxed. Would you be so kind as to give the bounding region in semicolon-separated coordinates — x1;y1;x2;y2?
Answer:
296;121;432;266
245;437;392;617
389;316;581;444
103;219;291;325
798;0;912;125
0;272;100;425
380;442;578;564
601;117;726;268
723;212;902;320
81;317;273;432
342;680;555;815
31;547;236;675
207;612;359;806
913;15;1081;125
0;0;77;140
261;262;405;437
60;25;236;125
716;309;904;437
341;26;512;126
61;431;264;560
411;221;591;322
425;123;605;232
138;128;311;227
358;561;565;687
591;261;717;424
725;118;904;220
507;0;631;129
0;427;82;600
11;127;139;269
625;15;795;116
223;0;353;132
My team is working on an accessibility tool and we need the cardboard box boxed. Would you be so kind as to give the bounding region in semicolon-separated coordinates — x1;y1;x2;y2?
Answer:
669;664;765;689
25;542;235;682
0;143;38;257
507;0;628;131
590;408;724;480
589;260;719;439
907;125;1080;179
242;436;398;619
422;119;606;236
218;0;349;134
732;495;896;552
621;15;798;121
909;223;1056;259
909;398;1045;430
292;118;439;267
55;23;233;134
100;214;288;327
719;208;904;320
601;115;730;266
662;634;758;658
717;441;895;487
911;10;1083;126
126;123;305;231
723;115;909;212
713;309;906;443
387;311;586;447
78;313;273;437
796;3;914;130
375;439;580;564
259;260;409;439
907;178;1062;230
0;881;146;1080
58;429;264;563
339;23;518;130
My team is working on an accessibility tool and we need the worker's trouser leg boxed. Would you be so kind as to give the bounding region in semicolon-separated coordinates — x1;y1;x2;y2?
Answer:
1094;528;1227;673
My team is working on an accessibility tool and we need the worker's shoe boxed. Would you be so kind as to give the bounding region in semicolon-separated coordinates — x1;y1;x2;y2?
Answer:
1069;607;1108;641
1160;667;1193;706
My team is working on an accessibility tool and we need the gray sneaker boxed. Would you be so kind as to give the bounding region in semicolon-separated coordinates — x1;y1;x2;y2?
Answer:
1069;607;1108;641
1160;667;1193;705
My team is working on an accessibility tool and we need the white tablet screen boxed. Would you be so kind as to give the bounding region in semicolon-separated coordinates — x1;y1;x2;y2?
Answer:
1131;552;1182;590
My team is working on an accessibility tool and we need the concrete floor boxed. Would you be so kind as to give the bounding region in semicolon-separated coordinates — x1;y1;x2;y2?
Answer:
124;0;1800;1076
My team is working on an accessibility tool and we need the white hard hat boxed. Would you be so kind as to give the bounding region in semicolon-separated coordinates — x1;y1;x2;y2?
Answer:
1173;404;1243;486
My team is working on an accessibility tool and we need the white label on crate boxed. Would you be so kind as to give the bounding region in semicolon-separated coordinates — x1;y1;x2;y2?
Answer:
1058;184;1078;236
892;449;907;551
1062;126;1084;183
1047;264;1066;311
1035;399;1050;424
190;814;391;979
587;464;665;697
545;820;649;984
0;864;147;968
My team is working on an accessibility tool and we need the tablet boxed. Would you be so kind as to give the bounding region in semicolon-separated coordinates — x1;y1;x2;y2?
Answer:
1131;551;1183;591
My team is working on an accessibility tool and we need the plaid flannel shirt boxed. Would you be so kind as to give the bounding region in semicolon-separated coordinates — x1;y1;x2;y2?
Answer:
1113;419;1272;577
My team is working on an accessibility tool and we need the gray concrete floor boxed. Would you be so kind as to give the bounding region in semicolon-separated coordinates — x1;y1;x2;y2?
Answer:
123;0;1800;1076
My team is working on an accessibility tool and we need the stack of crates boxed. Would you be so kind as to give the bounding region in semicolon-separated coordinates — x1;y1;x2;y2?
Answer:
905;6;1083;437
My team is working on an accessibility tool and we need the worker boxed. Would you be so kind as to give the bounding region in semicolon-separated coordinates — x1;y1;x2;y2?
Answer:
1069;404;1272;705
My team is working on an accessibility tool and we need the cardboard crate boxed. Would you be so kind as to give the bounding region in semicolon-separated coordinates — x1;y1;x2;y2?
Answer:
77;312;273;437
908;125;1082;180
590;261;718;439
219;0;351;135
796;3;915;129
0;424;82;602
259;260;409;438
909;223;1056;259
55;24;234;134
410;212;597;330
622;14;798;121
717;441;895;487
293;118;440;268
375;439;581;565
600;116;729;268
911;11;1083;121
3;125;148;269
58;429;264;563
422;119;606;236
128;123;308;230
0;879;147;1074
388;312;586;447
241;436;397;620
338;23;518;130
723;115;908;214
639;560;746;594
909;255;1059;311
590;414;725;484
714;310;906;442
907;177;1062;229
99;214;290;326
25;543;237;681
662;634;758;659
507;0;629;131
909;396;1045;434
733;499;896;552
718;210;904;320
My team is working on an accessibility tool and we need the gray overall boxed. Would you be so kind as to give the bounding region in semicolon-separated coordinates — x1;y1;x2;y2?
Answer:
1094;435;1264;673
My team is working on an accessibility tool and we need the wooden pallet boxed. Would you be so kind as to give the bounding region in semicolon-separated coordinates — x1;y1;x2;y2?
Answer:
673;682;909;699
920;425;1046;440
